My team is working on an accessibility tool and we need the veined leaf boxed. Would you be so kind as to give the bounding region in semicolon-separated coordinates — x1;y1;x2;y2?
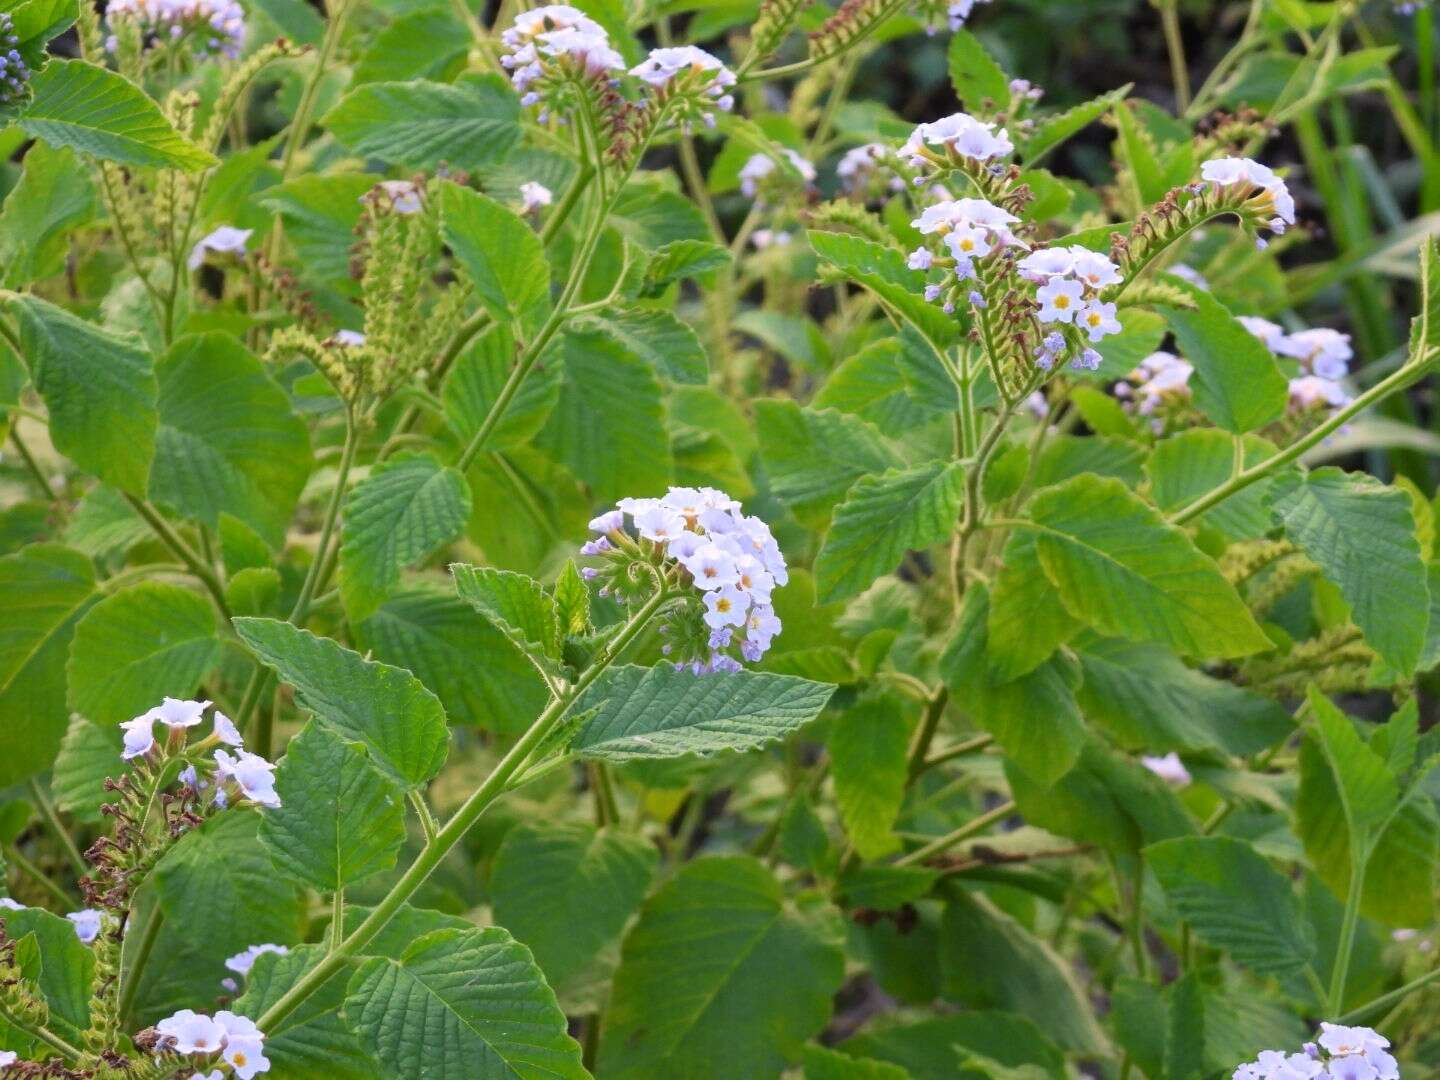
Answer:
322;75;520;170
808;229;959;350
570;307;709;385
439;182;551;338
441;322;560;454
829;693;910;858
1145;429;1279;540
643;239;731;295
814;460;965;604
570;664;835;761
599;856;846;1079
344;926;588;1080
234;618;450;787
20;59;216;170
1161;290;1287;434
0;142;96;289
1307;688;1399;847
947;29;1010;111
985;529;1084;680
450;563;561;666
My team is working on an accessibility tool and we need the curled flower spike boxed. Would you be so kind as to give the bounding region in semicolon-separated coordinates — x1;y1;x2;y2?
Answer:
583;487;787;672
188;226;251;271
739;149;817;200
901;112;1014;174
0;15;33;110
629;46;736;126
104;0;247;58
1200;156;1296;240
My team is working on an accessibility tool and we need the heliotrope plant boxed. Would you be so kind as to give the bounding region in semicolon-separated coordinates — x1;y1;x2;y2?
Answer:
0;0;1437;1075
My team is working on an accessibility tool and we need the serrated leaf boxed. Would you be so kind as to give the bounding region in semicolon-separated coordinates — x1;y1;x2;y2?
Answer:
1145;429;1278;540
814;460;965;604
1307;688;1399;845
808;229;958;349
1161;290;1288;433
1019;85;1129;164
570;664;835;761
1147;836;1313;976
551;560;591;637
234;618;450;787
52;715;121;824
339;452;471;623
2;906;93;1037
803;1044;910;1080
147;332;312;549
1025;474;1271;658
813;338;938;438
947;30;1010;111
6;293;157;496
322;75;520;170
985;529;1084;680
259;173;373;286
19;59;216;170
261;723;407;891
570;307;708;384
441;322;560;454
451;563;561;665
0;142;95;289
842;1013;1065;1079
643;239;731;294
0;544;97;788
439;182;551;338
599;856;846;1079
66;581;220;729
491;822;656;993
940;585;1085;787
344;926;587;1080
756;400;900;532
829;693;910;858
1268;469;1429;675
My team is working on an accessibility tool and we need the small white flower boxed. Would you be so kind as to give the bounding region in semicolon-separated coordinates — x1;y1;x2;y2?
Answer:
67;909;104;944
1200;156;1295;230
333;329;366;347
1079;299;1121;341
151;697;212;730
908;247;933;271
371;179;424;215
589;509;625;533
518;181;552;214
157;1009;228;1054
682;545;740;591
214;749;281;809
901;111;1012;167
1068;248;1123;288
628;45;736;108
1035;278;1085;323
1140;752;1191;786
633;505;686;542
213;710;243;747
1318;1023;1389;1056
1238;315;1289;353
1289;375;1349;411
945;0;991;29
1281;328;1352;381
0;1050;16;1066
750;229;792;250
187;226;251;271
120;712;157;761
944;224;992;260
1017;248;1074;280
224;943;289;979
738;149;816;198
0;898;24;911
703;585;749;629
501;5;604;47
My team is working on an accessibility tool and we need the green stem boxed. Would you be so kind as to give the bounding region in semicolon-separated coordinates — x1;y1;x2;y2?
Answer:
289;406;358;624
117;906;164;1028
1156;0;1190;111
1336;964;1440;1025
0;1003;84;1062
904;690;950;781
7;427;53;500
920;733;994;773
27;780;86;879
255;587;670;1032
1168;352;1437;525
1329;851;1368;1013
894;800;1015;867
3;843;74;910
121;495;232;622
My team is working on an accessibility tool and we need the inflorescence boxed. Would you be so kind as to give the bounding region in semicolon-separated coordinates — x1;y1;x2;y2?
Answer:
1233;1023;1399;1080
104;0;247;59
0;14;32;110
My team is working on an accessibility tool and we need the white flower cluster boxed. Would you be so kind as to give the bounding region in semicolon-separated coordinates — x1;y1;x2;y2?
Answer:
156;1008;271;1079
188;225;251;271
1234;1023;1398;1080
837;143;904;198
629;45;736;126
1114;350;1193;418
1017;245;1124;369
120;697;281;809
500;5;623;103
104;0;246;58
901;112;1014;173
1200;157;1297;247
582;487;786;672
1239;316;1353;414
739;149;817;200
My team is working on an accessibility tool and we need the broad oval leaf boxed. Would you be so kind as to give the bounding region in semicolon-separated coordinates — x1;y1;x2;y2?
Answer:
439;182;551;338
1161;290;1287;434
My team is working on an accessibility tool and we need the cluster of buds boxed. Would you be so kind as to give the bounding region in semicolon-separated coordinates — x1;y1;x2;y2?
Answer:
629;45;736;129
120;697;281;809
0;15;31;110
1198;156;1296;248
1114;350;1193;426
581;487;787;673
1016;244;1124;370
1239;317;1353;416
500;6;623;112
901;112;1014;182
739;149;817;202
146;1008;271;1078
104;0;247;59
1232;1022;1398;1080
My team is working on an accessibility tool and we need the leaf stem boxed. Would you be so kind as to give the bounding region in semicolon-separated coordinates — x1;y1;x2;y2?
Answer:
27;780;86;879
3;843;75;910
1329;850;1368;1014
1156;0;1190;111
0;1003;85;1063
894;800;1015;867
289;405;358;624
6;427;54;501
255;587;670;1033
1336;964;1440;1025
122;495;233;621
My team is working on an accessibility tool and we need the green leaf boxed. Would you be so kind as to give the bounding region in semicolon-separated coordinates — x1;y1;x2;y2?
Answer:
571;664;835;761
1146;429;1279;540
1307;688;1399;846
451;563;561;670
352;8;464;83
599;856;846;1079
66;581;220;729
6;293;157;496
0;544;97;788
261;723;407;891
148;333;312;548
441;322;560;454
1160;290;1287;433
842;1014;1064;1080
339;452;471;622
813;338;938;439
0;142;96;288
814;460;965;604
940;585;1085;787
1146;836;1314;976
985;530;1084;680
1075;636;1292;756
355;588;548;734
1268;469;1429;675
755;400;900;532
534;327;672;502
803;1045;910;1080
234;945;378;1080
233;618;450;787
491;822;656;993
947;30;1010;111
19;59;216;170
940;894;1108;1055
344;926;588;1080
552;560;591;637
322;75;520;170
439;182;551;338
3;906;93;1036
829;693;910;858
1024;474;1271;658
52;716;121;824
260;174;373;286
643;239;731;295
570;307;708;385
807;229;958;349
1019;85;1129;164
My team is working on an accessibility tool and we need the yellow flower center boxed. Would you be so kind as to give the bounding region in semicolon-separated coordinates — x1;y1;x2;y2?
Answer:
716;598;732;613
234;1052;247;1066
959;238;975;251
1087;312;1102;326
1055;295;1071;309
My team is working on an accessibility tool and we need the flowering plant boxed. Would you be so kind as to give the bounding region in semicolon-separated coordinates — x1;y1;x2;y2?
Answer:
0;0;1438;1076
